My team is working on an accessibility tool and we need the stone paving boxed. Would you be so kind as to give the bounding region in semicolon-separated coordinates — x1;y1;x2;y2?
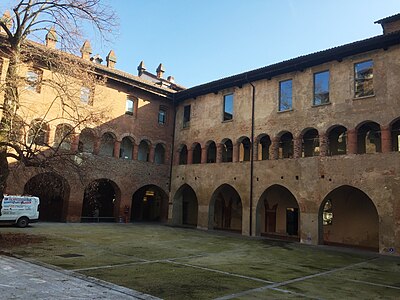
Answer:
0;255;160;300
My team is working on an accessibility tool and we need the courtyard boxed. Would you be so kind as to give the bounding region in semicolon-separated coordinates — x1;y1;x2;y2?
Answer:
1;223;399;299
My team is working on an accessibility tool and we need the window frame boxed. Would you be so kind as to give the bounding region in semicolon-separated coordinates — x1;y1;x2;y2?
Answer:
183;105;191;128
354;60;374;98
278;79;293;112
313;70;330;106
158;106;167;125
223;93;234;121
125;97;135;115
26;68;43;93
80;86;93;105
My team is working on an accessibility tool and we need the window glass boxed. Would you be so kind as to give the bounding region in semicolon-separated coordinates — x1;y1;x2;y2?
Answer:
158;108;166;124
314;71;330;105
26;69;42;92
223;94;233;121
355;60;374;98
80;86;91;104
279;79;292;111
183;105;191;128
126;98;134;114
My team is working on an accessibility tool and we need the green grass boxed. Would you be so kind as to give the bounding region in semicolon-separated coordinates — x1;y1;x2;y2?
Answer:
1;223;399;299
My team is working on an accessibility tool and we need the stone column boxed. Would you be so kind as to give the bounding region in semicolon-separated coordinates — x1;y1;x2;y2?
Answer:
293;137;302;159
347;129;357;154
133;144;139;160
93;137;101;155
319;132;328;157
187;149;194;164
149;144;155;163
201;147;207;164
113;140;121;158
270;137;279;159
216;144;223;163
381;125;392;153
232;143;239;162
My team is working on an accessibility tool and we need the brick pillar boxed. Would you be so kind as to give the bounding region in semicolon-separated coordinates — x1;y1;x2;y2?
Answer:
113;140;121;158
270;137;279;160
93;137;101;155
149;144;155;163
201;147;207;164
187;149;193;164
70;134;80;153
133;144;139;160
232;143;239;162
381;125;392;153
293;137;301;159
347;129;357;154
216;144;223;163
174;150;180;165
131;145;135;161
319;132;328;157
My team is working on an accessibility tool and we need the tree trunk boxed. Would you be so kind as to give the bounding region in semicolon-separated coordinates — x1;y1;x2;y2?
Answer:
0;149;9;214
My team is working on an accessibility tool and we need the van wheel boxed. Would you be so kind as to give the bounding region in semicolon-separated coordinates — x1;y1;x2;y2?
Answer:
17;217;29;228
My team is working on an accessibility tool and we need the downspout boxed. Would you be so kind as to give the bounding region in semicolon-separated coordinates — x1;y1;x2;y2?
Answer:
168;94;177;220
246;74;255;237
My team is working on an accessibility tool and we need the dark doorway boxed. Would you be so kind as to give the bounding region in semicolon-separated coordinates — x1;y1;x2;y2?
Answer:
131;185;168;222
265;202;277;233
286;208;299;236
24;172;69;222
172;184;198;226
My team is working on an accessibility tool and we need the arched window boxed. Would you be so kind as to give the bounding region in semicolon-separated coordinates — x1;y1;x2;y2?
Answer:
27;119;48;145
222;139;233;162
138;140;150;162
391;119;400;152
278;132;293;159
302;129;319;157
207;141;216;163
54;124;73;150
327;126;347;156
357;122;381;154
192;143;202;164
99;133;115;157
258;135;271;160
239;137;251;162
179;145;188;165
78;128;95;153
120;137;134;159
154;144;165;164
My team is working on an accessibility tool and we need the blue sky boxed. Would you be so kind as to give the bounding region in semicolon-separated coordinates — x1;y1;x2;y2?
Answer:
3;1;400;87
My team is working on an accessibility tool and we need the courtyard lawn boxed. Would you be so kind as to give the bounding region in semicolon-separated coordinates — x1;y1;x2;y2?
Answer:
1;223;399;299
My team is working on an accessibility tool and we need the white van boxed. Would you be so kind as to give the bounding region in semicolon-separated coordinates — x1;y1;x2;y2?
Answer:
0;195;40;227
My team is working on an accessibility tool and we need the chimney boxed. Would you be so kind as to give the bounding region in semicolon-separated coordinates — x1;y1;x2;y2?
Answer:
106;50;117;68
156;63;165;79
80;40;92;60
90;54;103;64
137;61;146;76
375;14;400;35
0;11;12;33
167;76;175;83
45;26;58;49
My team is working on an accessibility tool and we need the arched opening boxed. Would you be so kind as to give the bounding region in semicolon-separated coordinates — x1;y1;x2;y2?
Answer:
357;122;381;154
221;139;233;162
278;132;293;159
238;137;251;162
154;143;165;164
256;185;299;240
207;141;217;163
138;140;150;162
302;128;319;157
192;143;202;164
120;137;134;159
209;184;242;233
179;145;188;165
27;119;48;146
131;185;168;222
391;118;400;151
319;185;379;251
82;179;120;222
327;125;347;156
54;124;73;150
99;132;115;157
24;172;70;222
78;128;95;153
258;135;271;160
172;184;198;227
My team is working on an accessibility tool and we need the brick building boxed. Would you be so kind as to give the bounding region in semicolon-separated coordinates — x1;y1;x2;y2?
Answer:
2;13;400;254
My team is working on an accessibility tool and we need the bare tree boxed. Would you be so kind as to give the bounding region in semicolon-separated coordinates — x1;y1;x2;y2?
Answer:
0;1;117;206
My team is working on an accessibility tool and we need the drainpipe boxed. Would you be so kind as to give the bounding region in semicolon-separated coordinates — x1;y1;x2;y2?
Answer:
169;95;177;194
246;75;255;237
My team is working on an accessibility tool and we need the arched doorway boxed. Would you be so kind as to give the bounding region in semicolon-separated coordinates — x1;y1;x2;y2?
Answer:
131;185;168;222
172;184;198;227
319;185;379;251
209;184;242;233
256;185;299;240
82;179;120;222
24;172;70;222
